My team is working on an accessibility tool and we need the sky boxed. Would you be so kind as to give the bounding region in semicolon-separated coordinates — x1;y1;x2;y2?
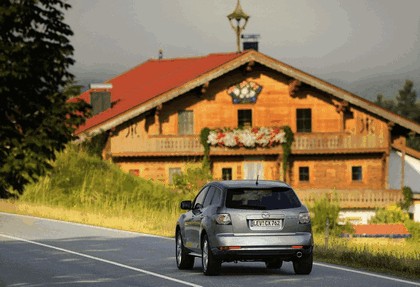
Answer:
65;0;420;91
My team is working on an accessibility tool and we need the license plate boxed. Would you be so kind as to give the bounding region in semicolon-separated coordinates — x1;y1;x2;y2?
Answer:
251;219;282;227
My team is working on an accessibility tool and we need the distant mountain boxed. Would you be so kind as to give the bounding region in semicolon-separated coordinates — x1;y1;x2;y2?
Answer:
74;76;112;92
73;68;420;104
327;71;420;103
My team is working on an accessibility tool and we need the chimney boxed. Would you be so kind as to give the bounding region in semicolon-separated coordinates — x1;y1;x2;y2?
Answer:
242;34;260;51
89;83;112;115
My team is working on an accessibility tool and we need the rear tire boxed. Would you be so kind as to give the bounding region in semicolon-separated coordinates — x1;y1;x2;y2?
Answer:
175;230;194;269
202;234;221;276
293;252;313;275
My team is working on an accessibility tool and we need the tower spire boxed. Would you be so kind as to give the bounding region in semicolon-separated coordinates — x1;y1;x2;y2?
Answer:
227;0;250;52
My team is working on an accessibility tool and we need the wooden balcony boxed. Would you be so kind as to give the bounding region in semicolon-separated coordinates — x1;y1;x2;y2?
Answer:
111;132;388;156
111;135;203;156
295;189;403;209
209;132;387;155
292;133;387;154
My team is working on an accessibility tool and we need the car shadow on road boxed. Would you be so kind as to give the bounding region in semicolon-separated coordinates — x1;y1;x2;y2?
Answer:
188;262;296;276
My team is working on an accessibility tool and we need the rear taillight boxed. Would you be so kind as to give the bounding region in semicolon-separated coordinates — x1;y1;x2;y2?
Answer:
299;212;310;224
215;214;232;225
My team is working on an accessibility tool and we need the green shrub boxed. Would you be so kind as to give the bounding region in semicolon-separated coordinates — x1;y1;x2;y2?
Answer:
370;205;410;224
172;163;212;197
404;220;420;242
309;193;347;235
400;186;413;211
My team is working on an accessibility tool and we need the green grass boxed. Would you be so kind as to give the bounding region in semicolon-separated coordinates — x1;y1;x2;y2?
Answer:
313;234;419;280
16;146;189;237
0;145;418;279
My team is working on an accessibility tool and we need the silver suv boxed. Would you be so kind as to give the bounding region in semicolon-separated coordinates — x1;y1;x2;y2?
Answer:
175;180;313;276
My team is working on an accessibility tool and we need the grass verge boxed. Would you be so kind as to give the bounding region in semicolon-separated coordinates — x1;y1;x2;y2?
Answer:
0;200;180;238
313;234;419;280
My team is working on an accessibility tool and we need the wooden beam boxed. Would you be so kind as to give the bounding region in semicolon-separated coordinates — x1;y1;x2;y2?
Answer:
288;79;301;97
245;60;255;72
200;82;209;95
333;100;349;132
334;100;349;113
155;104;162;135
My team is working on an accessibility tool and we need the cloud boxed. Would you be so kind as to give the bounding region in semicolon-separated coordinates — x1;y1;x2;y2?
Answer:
66;0;420;84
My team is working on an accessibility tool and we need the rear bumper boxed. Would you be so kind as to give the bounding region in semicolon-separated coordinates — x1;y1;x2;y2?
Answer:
211;232;313;260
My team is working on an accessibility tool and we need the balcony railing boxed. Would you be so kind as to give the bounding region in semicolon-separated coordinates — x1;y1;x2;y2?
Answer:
292;133;387;153
295;189;403;209
111;135;203;155
111;133;387;155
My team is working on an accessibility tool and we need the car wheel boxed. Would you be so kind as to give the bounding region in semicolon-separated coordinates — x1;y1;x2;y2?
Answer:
175;230;194;269
292;252;313;275
265;259;283;269
202;234;221;276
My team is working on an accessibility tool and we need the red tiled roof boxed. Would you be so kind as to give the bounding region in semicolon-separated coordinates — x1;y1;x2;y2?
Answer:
352;224;410;237
75;51;248;134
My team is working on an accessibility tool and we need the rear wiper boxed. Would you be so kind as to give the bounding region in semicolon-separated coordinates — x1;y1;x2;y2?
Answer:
240;205;266;210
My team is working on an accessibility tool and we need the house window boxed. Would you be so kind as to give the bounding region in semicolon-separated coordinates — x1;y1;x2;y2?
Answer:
129;169;139;176
299;167;309;181
169;167;182;184
222;168;232;180
178;110;194;135
238;109;252;128
297;109;312;133
352;166;362;181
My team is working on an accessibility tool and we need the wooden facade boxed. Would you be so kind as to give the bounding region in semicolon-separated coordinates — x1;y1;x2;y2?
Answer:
76;50;420;210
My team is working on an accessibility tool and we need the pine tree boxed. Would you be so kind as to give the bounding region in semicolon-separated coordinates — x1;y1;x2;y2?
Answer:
375;94;397;113
396;80;418;120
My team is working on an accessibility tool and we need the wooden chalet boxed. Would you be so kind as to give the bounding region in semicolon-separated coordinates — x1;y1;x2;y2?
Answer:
75;50;420;222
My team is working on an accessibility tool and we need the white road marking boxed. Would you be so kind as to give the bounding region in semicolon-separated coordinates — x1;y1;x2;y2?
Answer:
314;262;420;286
0;233;202;287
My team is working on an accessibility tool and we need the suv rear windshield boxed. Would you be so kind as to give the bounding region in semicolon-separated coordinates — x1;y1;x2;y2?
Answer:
225;188;301;210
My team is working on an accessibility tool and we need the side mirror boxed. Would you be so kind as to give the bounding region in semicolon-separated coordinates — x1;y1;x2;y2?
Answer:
180;200;192;210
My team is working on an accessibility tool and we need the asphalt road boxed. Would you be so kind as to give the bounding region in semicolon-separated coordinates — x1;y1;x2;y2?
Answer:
0;212;419;287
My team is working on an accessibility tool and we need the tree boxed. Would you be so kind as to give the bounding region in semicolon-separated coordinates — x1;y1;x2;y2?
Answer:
310;194;342;235
375;80;420;151
374;94;397;113
0;0;89;197
396;80;418;121
396;81;420;150
375;80;419;122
